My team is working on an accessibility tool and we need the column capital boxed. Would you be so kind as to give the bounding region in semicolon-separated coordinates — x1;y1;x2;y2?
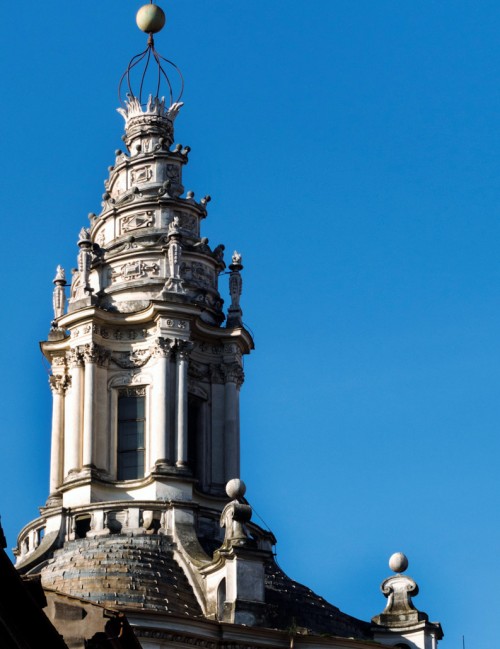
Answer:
223;362;245;387
49;373;70;395
210;363;226;384
66;347;84;368
152;336;174;358
82;342;110;366
176;339;194;361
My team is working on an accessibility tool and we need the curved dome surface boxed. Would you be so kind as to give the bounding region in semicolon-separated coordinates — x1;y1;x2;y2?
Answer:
41;535;202;616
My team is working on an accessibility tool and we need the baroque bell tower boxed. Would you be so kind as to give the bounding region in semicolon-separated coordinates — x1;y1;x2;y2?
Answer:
47;16;251;507
17;4;253;567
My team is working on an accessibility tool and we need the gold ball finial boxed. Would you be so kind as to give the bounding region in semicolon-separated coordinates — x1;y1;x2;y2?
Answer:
136;4;166;34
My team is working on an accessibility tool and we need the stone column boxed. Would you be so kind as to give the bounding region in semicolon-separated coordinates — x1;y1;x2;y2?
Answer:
48;371;68;496
210;365;226;486
224;363;244;481
152;338;172;469
175;343;192;467
64;348;84;476
82;344;97;468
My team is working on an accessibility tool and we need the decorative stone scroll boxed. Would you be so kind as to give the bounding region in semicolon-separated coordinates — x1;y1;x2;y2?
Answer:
372;553;429;628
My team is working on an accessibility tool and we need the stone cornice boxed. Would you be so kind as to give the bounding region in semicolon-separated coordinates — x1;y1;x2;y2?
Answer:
123;612;375;649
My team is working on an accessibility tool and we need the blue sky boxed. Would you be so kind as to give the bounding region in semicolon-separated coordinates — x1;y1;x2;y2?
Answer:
1;1;499;647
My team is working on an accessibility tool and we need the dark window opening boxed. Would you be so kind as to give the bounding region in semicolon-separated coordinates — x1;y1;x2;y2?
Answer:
75;515;91;539
188;395;204;479
117;390;145;480
217;578;226;621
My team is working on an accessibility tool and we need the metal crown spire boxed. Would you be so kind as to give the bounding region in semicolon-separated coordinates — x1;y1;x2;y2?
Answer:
119;2;184;107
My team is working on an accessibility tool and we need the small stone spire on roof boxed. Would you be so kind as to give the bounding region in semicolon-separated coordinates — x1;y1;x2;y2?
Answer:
372;552;425;626
372;552;444;648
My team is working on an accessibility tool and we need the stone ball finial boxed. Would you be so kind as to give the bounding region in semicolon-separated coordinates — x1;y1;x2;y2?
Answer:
226;478;246;500
389;552;409;573
136;4;166;34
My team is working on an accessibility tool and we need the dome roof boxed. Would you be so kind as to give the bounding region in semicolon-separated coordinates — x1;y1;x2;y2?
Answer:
41;535;202;616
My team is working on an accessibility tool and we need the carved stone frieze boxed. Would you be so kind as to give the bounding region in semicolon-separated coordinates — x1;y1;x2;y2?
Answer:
181;261;215;289
51;355;67;368
109;371;148;387
120;210;155;233
94;325;148;341
170;210;197;233
111;259;160;283
106;240;140;257
135;630;216;649
130;165;153;184
110;348;151;369
117;386;146;398
159;318;187;331
188;360;209;380
198;342;238;356
166;163;180;182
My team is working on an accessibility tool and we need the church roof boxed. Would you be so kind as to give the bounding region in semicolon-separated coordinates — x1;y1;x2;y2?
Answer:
40;533;370;639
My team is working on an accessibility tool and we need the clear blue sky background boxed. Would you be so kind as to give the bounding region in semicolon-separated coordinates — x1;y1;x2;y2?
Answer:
1;2;499;647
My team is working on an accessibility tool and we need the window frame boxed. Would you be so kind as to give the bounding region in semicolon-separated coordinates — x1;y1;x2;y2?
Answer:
116;386;147;481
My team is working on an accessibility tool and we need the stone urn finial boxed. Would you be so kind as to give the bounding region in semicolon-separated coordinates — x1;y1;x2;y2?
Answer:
220;479;252;547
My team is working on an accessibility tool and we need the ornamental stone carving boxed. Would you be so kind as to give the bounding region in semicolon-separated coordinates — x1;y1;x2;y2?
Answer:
152;337;173;358
66;348;85;368
223;362;245;386
176;340;194;361
82;343;110;367
110;349;151;369
161;217;185;294
210;364;226;385
130;165;153;184
111;259;160;282
49;373;71;395
52;265;67;320
120;211;155;233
